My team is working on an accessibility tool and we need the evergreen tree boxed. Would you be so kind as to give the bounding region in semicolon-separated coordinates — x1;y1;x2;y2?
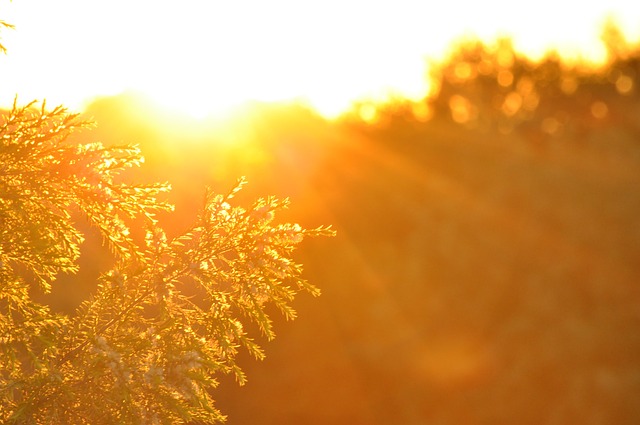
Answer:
0;20;333;425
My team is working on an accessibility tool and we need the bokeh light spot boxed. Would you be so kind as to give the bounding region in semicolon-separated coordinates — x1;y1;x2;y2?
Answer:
560;77;579;95
615;75;634;94
591;101;608;119
412;102;433;122
498;70;514;87
523;91;540;111
454;62;474;81
517;76;535;95
449;95;476;124
359;104;378;124
502;92;523;116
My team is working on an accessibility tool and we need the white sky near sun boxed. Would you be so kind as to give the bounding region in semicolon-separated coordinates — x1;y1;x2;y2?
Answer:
0;0;639;118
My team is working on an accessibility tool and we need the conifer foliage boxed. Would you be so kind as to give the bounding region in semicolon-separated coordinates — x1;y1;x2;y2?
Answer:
0;86;333;423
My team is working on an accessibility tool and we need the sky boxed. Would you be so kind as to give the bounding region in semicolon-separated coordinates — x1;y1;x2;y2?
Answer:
0;0;639;118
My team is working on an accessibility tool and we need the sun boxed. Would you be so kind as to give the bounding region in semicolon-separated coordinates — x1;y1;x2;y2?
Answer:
1;0;639;120
141;86;246;121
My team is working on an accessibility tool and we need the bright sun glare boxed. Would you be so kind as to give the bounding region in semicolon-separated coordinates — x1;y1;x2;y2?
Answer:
1;0;639;119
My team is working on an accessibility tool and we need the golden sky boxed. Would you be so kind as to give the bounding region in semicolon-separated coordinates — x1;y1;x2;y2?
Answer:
1;0;639;118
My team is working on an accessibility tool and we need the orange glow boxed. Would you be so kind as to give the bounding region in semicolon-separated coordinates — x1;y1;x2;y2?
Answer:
4;1;639;421
415;335;494;388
